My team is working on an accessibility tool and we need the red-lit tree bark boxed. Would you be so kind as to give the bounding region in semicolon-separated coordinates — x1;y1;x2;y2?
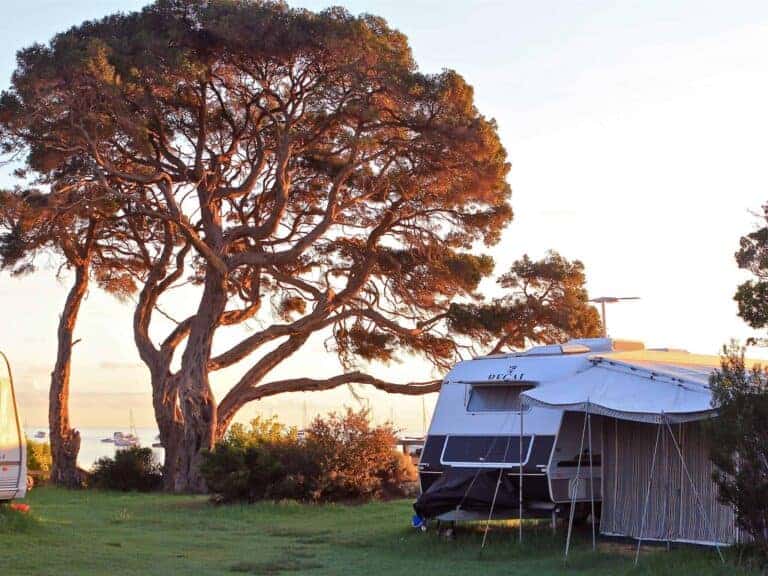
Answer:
47;224;94;487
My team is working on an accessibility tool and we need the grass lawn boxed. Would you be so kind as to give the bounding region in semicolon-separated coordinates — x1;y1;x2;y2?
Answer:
0;487;757;576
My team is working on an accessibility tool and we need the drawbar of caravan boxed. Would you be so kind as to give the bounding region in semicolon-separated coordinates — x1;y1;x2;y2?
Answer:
414;338;643;522
0;352;26;502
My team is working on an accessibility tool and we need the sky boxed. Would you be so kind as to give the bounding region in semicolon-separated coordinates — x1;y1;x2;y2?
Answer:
2;0;768;429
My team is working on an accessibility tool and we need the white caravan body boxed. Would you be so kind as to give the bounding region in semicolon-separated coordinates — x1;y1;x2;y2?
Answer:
0;354;26;501
416;338;630;519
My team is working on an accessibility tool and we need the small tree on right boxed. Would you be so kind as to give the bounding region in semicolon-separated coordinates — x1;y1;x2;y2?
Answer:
707;207;768;552
707;349;768;551
735;204;768;338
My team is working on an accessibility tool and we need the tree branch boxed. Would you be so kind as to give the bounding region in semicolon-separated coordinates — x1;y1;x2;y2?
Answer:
216;371;441;435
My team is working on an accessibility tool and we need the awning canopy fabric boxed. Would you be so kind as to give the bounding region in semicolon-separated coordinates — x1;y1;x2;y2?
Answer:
521;357;717;424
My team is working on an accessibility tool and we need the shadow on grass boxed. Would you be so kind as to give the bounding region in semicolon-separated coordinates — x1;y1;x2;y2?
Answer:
339;519;739;576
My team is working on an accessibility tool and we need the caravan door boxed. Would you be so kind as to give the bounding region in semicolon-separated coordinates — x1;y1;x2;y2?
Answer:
0;355;25;501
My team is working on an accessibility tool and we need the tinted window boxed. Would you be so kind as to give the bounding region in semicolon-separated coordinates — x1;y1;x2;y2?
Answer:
443;435;532;464
0;377;20;460
467;384;534;412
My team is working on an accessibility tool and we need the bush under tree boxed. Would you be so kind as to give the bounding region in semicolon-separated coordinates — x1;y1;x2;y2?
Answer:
25;438;52;482
200;410;416;503
200;416;310;502
91;447;163;492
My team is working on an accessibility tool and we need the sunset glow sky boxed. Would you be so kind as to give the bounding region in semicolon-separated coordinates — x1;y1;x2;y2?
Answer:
2;0;768;429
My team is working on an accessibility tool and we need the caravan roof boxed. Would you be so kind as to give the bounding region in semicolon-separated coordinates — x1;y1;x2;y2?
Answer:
521;348;764;424
447;338;648;386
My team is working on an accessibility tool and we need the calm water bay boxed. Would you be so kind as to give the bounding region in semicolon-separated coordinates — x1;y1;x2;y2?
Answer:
25;427;163;471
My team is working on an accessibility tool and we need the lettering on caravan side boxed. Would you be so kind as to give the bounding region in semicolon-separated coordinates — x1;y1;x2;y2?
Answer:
487;365;526;381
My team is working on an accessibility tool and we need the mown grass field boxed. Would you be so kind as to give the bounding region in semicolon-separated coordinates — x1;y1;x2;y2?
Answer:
0;488;757;575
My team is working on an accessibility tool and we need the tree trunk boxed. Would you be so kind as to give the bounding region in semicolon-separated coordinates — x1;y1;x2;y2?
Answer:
49;263;89;488
175;384;216;493
149;370;184;492
173;270;227;492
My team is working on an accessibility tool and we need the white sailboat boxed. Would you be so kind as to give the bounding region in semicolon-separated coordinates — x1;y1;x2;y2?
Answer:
113;410;140;448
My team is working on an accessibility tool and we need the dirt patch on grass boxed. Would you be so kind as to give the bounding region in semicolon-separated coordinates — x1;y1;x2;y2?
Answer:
157;498;210;512
598;539;640;557
293;535;330;545
228;558;323;574
332;538;374;549
285;547;316;559
268;526;371;548
266;527;332;539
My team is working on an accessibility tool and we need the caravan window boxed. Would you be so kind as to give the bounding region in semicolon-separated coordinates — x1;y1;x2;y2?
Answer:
466;384;535;412
0;377;18;454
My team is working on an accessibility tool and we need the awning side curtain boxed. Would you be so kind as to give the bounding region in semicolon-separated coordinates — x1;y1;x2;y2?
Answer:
601;419;740;545
521;364;715;424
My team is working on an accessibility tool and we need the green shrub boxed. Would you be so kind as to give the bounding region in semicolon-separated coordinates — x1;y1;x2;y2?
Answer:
200;410;417;503
91;447;162;492
25;438;52;481
226;415;298;447
200;416;318;502
707;348;768;555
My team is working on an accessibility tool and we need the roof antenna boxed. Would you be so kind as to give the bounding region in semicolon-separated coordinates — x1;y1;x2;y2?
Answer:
588;296;640;337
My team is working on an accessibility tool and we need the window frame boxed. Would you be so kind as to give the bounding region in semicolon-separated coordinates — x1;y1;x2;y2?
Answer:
465;382;537;414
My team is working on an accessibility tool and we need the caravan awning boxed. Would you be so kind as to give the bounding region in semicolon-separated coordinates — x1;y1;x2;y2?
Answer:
521;357;716;424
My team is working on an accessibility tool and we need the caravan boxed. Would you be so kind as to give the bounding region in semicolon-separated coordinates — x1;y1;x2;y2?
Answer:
0;352;26;502
414;338;642;523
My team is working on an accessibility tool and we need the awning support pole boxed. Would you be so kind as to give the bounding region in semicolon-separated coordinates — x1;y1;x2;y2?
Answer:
565;406;589;562
634;421;662;566
587;409;596;551
519;406;524;543
663;416;725;563
613;418;619;533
